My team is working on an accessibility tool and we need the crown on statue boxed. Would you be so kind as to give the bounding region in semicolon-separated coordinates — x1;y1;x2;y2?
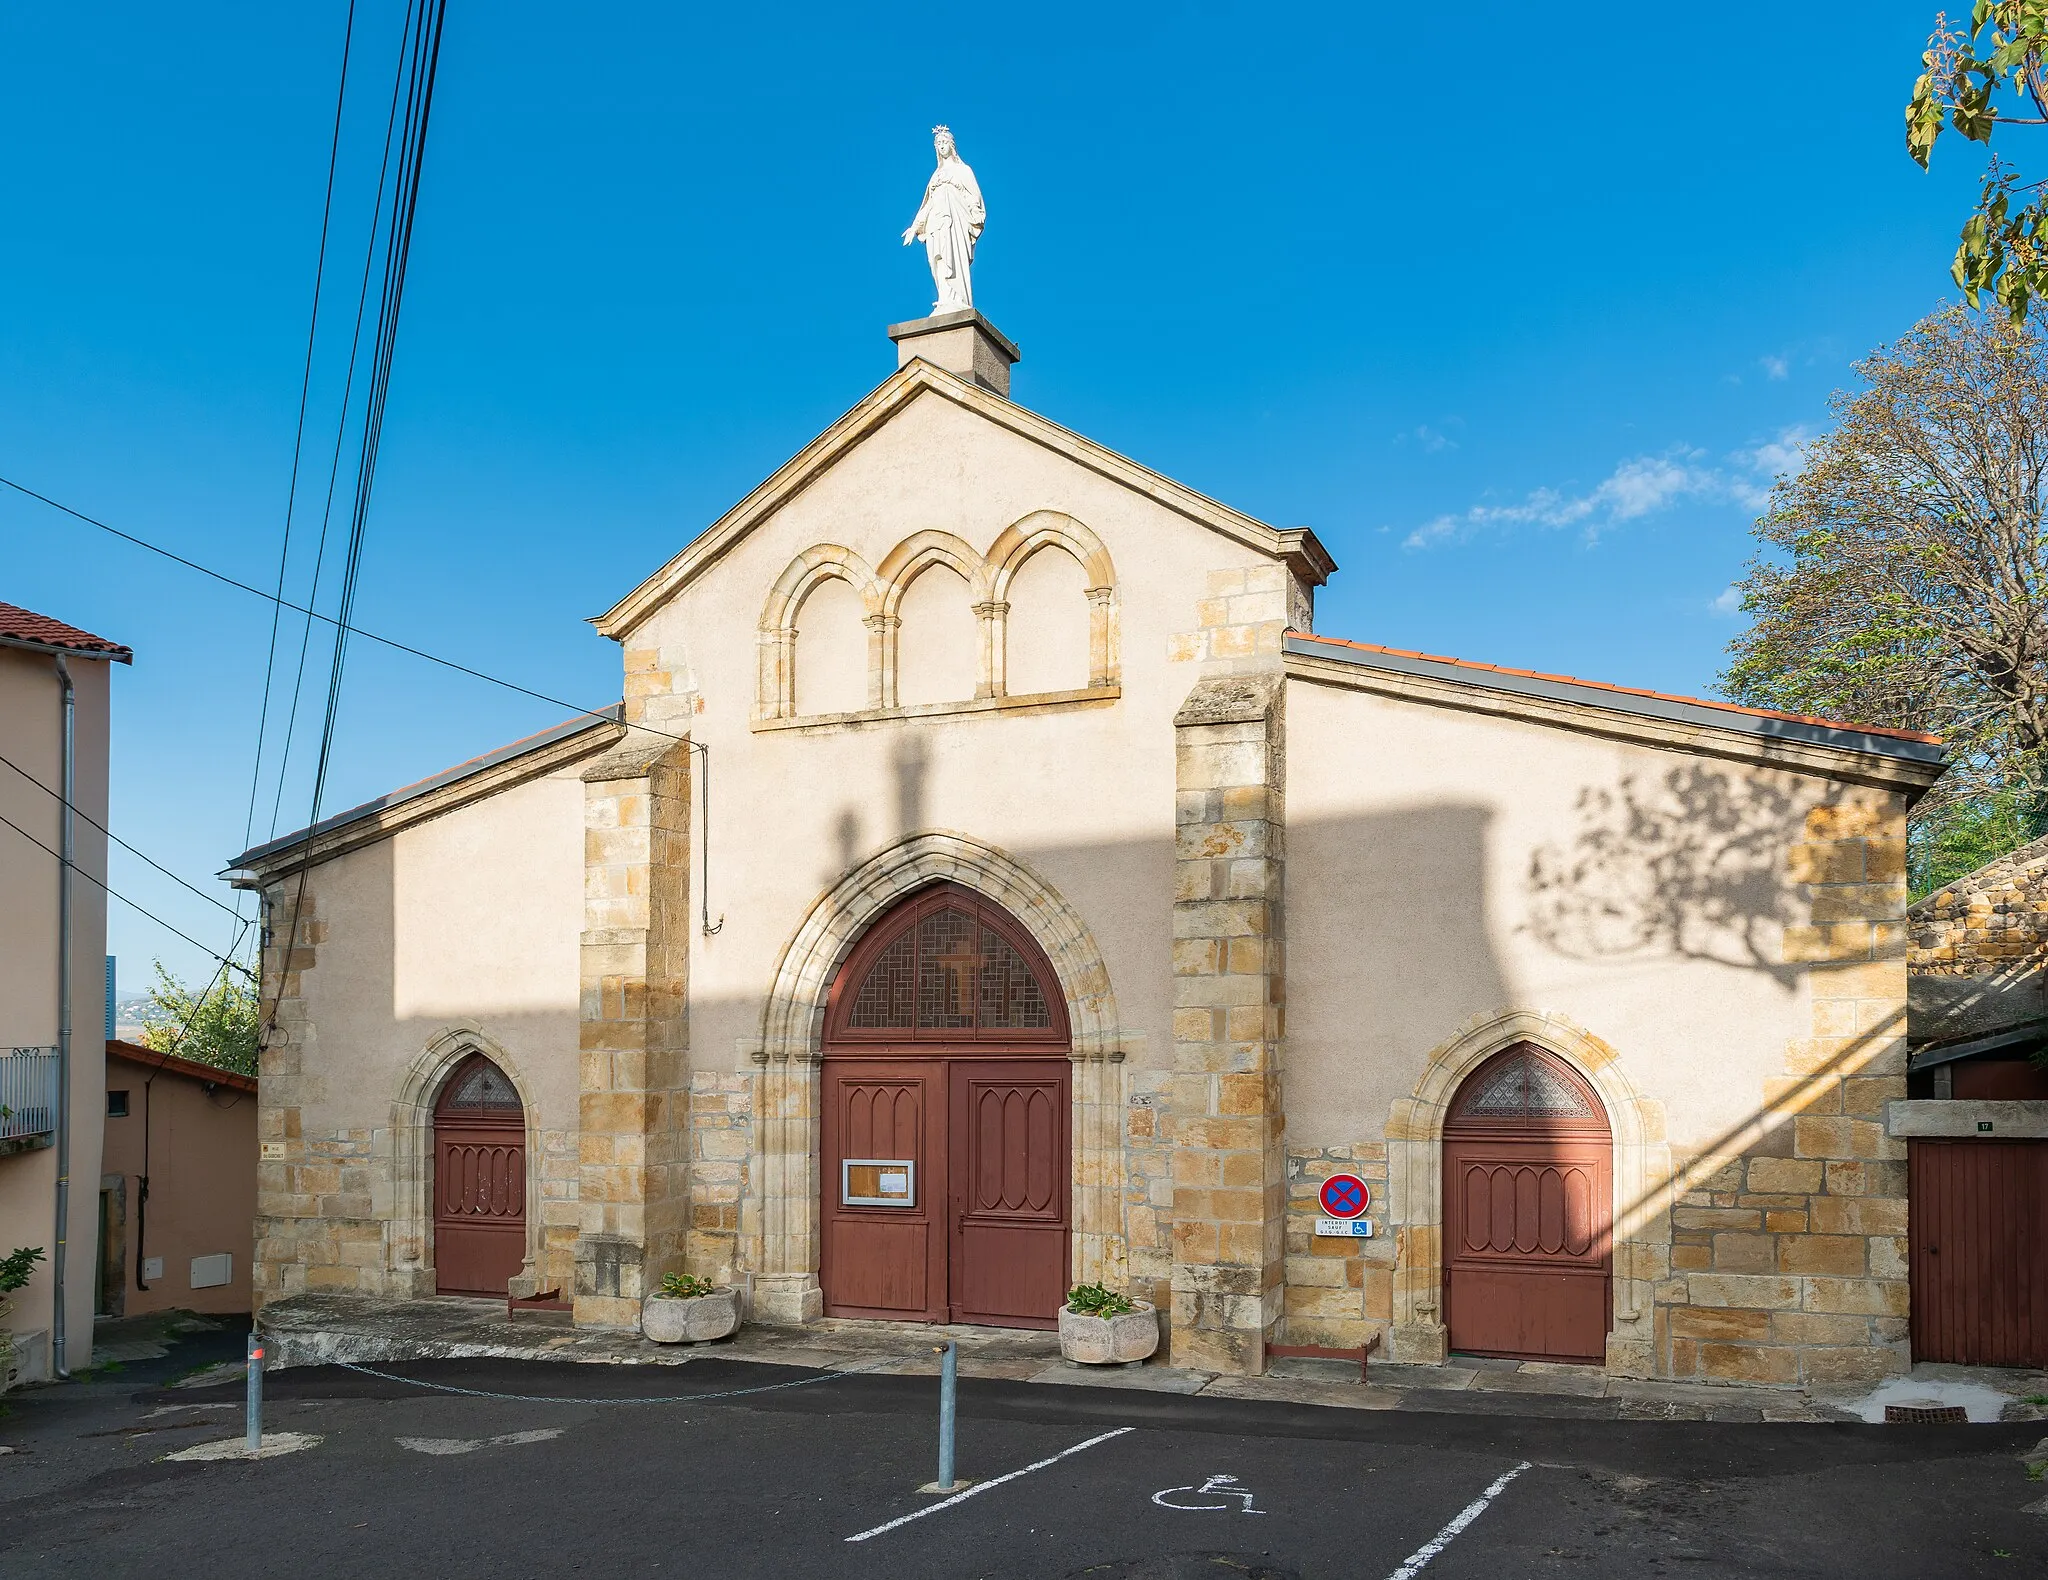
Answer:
932;124;952;138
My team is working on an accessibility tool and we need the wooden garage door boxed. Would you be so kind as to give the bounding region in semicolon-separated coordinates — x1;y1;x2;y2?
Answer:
821;882;1071;1329
433;1054;527;1296
1910;1139;2048;1368
1443;1044;1613;1363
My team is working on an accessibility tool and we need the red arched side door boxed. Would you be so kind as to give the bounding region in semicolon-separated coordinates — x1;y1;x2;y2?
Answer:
820;881;1071;1328
1443;1043;1613;1363
433;1054;527;1296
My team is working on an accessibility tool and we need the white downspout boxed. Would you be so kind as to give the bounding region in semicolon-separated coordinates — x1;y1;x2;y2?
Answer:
51;653;74;1378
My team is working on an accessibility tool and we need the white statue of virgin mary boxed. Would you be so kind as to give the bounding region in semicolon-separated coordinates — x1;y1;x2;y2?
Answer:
902;126;984;314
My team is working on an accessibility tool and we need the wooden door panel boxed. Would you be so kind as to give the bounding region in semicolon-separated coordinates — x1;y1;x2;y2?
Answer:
1910;1139;2048;1368
950;1063;1069;1328
433;1129;525;1295
828;1217;932;1314
821;1064;943;1320
956;1221;1068;1326
1445;1134;1612;1363
1448;1268;1609;1363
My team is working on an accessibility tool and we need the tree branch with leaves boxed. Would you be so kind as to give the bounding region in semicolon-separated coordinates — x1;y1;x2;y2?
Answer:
1910;4;2048;319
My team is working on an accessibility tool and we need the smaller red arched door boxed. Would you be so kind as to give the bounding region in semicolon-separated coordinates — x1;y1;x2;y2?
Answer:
1444;1043;1613;1363
433;1054;527;1296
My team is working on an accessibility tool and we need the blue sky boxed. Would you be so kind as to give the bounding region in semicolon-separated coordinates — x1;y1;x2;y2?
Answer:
0;3;1988;991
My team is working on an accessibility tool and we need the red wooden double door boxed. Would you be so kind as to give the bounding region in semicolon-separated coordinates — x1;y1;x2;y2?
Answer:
821;884;1072;1329
1443;1044;1614;1363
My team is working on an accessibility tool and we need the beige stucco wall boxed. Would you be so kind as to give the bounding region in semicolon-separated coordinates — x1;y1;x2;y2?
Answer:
101;1049;257;1315
287;769;584;1129
0;645;112;1376
1286;676;1816;1154
252;763;586;1302
636;387;1268;1094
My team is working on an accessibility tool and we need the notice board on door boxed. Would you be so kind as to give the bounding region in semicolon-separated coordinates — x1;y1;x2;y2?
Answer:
842;1158;916;1207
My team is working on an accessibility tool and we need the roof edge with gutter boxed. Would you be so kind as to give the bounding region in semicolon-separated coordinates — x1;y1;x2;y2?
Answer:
1285;633;1948;795
224;707;624;884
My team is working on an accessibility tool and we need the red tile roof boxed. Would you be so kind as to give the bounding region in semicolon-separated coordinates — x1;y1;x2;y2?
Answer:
0;601;132;662
1292;633;1943;746
106;1039;257;1094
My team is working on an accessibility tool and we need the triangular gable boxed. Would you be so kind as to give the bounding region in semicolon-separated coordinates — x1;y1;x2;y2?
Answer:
592;358;1335;641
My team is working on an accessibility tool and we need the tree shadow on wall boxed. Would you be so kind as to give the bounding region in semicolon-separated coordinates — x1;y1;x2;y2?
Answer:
1522;763;1803;986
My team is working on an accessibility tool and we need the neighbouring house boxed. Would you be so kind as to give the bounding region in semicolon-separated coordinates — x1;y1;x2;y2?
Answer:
228;308;1951;1387
0;601;128;1385
1901;837;2048;1369
98;1039;257;1318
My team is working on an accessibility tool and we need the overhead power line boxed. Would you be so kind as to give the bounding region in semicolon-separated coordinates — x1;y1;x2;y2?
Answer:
0;472;629;739
0;748;243;920
244;0;361;859
268;0;450;1034
0;807;255;979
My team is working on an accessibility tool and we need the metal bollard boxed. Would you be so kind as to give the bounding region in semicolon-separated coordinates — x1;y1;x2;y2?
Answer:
245;1331;264;1454
936;1340;958;1492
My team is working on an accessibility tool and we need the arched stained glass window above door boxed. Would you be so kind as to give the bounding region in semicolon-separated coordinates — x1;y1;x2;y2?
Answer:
830;882;1065;1042
1447;1043;1609;1130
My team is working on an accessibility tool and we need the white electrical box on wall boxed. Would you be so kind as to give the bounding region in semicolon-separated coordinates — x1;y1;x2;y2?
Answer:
141;1257;163;1281
188;1253;232;1289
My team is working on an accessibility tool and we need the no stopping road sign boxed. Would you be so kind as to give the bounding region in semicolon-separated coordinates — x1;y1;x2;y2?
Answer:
1317;1173;1370;1219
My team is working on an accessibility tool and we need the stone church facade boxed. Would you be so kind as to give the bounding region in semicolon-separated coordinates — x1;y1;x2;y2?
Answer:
231;310;1946;1384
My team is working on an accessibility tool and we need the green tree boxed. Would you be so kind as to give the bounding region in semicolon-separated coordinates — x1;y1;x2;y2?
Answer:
1909;4;2048;320
138;960;260;1078
1721;306;2048;895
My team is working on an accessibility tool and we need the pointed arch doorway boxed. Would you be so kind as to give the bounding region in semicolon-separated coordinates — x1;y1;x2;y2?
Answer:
1443;1043;1613;1362
433;1053;527;1296
821;881;1071;1328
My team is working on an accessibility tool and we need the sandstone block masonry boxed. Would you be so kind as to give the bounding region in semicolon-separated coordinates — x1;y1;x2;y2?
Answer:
573;734;694;1327
1909;828;2048;975
1654;797;1912;1386
1169;672;1287;1372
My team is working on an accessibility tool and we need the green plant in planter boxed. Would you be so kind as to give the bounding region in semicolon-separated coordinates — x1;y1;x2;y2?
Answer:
1065;1282;1136;1318
656;1272;717;1300
0;1248;44;1294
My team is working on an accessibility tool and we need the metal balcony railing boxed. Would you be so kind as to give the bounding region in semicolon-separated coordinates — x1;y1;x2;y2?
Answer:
0;1048;60;1148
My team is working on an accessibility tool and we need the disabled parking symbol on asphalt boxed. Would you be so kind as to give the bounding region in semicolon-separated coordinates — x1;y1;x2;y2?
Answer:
1151;1474;1267;1514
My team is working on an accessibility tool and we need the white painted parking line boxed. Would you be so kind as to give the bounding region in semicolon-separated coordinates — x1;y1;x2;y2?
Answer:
1381;1460;1532;1580
843;1426;1137;1543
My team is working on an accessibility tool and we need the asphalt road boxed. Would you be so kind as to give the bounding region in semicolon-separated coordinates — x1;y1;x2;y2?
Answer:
2;1355;2045;1578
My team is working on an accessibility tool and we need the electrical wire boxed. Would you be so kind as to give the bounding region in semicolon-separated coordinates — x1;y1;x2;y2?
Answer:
268;0;450;1034
0;748;243;921
0;471;679;750
264;2;422;843
243;0;361;862
132;917;254;1291
0;808;254;978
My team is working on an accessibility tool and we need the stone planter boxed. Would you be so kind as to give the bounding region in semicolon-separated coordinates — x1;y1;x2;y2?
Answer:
641;1287;741;1345
1058;1300;1159;1365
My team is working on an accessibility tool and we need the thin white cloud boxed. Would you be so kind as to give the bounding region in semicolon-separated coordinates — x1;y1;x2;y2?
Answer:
1710;584;1744;616
1760;353;1790;381
1400;426;1814;551
1401;450;1717;549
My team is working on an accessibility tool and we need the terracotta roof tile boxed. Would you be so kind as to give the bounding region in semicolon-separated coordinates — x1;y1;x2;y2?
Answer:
1292;633;1942;747
0;601;132;661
